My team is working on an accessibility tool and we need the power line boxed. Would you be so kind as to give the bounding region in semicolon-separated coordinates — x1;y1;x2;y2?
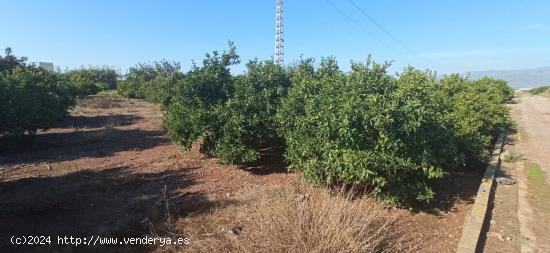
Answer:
347;0;416;56
325;0;430;67
324;0;396;53
346;0;436;67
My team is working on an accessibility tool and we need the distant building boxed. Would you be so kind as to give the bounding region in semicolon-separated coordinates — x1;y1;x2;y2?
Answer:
39;62;54;72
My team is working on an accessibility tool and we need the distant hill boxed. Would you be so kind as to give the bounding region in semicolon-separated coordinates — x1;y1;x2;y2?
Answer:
466;67;550;89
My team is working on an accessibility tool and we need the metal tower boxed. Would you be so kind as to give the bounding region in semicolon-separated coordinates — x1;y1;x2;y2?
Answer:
275;0;284;66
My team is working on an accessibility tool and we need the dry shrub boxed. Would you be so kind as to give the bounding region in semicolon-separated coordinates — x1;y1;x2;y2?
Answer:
247;187;404;252
166;186;406;253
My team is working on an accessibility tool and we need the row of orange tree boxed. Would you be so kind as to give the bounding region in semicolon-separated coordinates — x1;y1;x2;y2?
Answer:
0;48;117;141
118;43;510;203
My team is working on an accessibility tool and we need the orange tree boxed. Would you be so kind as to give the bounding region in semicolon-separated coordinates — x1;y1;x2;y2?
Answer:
0;48;74;140
164;43;291;164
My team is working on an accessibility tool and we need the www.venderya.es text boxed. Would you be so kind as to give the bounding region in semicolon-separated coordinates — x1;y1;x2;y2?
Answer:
10;235;190;247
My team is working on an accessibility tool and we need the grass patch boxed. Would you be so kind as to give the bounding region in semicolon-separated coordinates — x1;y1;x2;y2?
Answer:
525;162;550;223
526;162;546;182
95;89;119;97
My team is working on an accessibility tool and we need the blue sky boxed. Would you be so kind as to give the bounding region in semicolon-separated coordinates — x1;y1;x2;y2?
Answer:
1;0;549;74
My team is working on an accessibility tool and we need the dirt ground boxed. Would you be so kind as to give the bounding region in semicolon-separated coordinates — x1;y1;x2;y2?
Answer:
515;94;550;186
510;93;550;252
480;135;521;253
0;96;485;252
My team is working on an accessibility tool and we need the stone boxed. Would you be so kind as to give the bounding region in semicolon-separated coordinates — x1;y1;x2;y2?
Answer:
496;177;516;185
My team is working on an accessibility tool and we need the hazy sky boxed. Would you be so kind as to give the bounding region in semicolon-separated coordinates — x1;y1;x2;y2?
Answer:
1;0;549;74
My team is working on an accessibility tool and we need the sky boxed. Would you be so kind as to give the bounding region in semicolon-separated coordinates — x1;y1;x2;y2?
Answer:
1;0;549;75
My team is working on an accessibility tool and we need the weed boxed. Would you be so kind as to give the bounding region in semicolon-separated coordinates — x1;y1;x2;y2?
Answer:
502;147;522;162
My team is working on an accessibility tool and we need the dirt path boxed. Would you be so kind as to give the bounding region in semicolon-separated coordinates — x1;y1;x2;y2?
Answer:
0;96;297;252
512;93;550;252
516;94;550;186
0;96;486;252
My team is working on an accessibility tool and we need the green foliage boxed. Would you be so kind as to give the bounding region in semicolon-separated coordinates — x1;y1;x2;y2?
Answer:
278;59;452;202
164;43;290;164
165;43;238;158
529;85;550;95
117;60;181;102
276;58;512;203
123;44;512;204
471;77;514;103
144;73;184;105
440;75;511;165
213;60;291;163
160;47;511;203
165;43;240;151
2;44;512;203
60;67;118;97
116;79;137;98
0;47;27;73
0;48;74;139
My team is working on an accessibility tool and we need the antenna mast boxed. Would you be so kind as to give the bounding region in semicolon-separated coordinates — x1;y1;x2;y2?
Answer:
275;0;284;66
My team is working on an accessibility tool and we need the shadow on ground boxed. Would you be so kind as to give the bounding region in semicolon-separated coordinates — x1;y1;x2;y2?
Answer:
0;165;231;252
60;114;143;129
419;167;485;215
241;143;288;175
0;127;169;166
411;132;514;215
476;163;513;252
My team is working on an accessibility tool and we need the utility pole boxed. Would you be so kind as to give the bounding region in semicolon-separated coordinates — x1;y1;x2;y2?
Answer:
275;0;284;66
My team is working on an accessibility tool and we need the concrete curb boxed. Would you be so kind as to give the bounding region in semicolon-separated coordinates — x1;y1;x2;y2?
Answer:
456;134;506;253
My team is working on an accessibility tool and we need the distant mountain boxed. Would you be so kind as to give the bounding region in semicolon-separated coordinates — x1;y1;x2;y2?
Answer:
466;67;550;89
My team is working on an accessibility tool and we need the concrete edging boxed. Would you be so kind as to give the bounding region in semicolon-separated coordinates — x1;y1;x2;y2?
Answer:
456;134;506;253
